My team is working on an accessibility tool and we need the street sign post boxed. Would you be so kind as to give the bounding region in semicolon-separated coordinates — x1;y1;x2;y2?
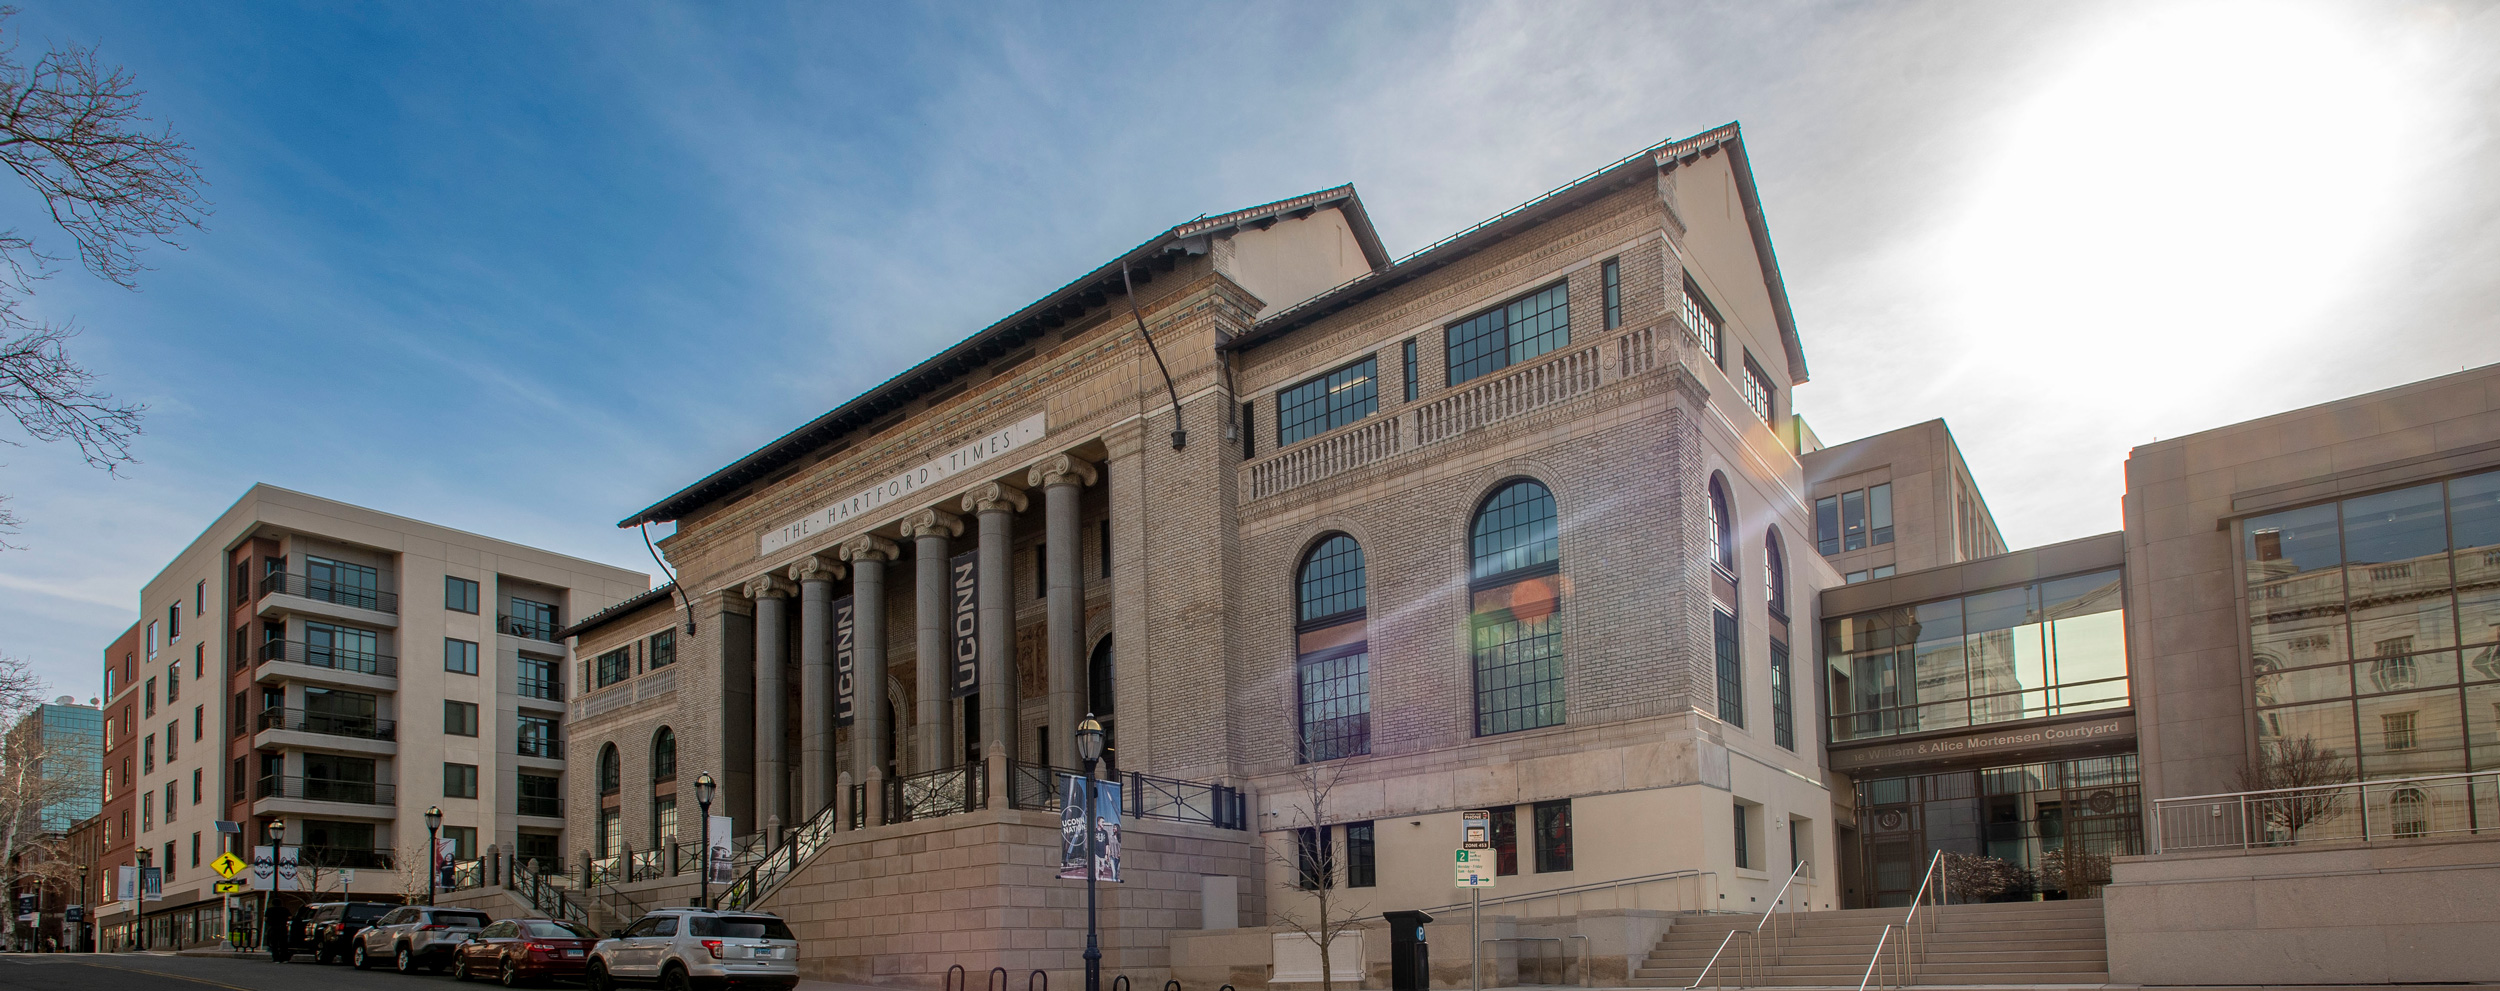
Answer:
1454;847;1496;991
1461;810;1491;850
213;880;247;895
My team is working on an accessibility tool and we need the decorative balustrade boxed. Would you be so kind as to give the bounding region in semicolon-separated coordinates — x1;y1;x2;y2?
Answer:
588;856;620;887
512;858;586;924
628;849;666;882
1244;414;1402;501
449;859;484;890
886;762;986;824
1417;338;1603;445
1127;771;1249;830
720;798;841;910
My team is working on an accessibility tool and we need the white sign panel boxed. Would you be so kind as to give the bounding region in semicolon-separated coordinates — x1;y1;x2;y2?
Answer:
114;866;136;903
706;815;736;885
1454;848;1496;888
758;413;1047;557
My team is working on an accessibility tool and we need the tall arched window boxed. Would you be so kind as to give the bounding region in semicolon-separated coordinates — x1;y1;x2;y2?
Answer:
1709;473;1743;727
650;728;678;848
1765;528;1792;750
1471;480;1563;735
596;744;622;859
1296;534;1371;762
2389;787;2428;838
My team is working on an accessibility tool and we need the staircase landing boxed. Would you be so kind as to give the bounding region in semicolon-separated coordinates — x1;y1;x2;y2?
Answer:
1632;899;2109;987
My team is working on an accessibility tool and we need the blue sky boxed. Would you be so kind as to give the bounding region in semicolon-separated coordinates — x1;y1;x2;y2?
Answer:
2;1;2496;699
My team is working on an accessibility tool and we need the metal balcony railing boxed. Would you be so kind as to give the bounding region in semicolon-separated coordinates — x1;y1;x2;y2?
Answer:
883;762;985;824
448;859;485;890
297;847;396;870
2151;768;2500;853
500;613;561;642
257;707;395;741
259;572;399;613
517;795;563;818
517;675;564;701
259;638;398;677
256;775;396;807
517;736;564;759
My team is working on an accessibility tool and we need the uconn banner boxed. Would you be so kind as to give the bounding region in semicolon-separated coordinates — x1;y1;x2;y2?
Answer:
832;595;857;727
949;550;979;698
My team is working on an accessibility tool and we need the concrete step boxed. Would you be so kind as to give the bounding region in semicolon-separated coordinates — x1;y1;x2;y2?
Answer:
1644;935;2109;960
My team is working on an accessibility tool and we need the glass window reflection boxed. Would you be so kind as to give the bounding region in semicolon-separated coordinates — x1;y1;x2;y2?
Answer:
1825;568;2127;742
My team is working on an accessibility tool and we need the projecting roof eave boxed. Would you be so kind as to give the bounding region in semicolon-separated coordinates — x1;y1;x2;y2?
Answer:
557;582;678;641
1231;123;1808;387
619;185;1384;528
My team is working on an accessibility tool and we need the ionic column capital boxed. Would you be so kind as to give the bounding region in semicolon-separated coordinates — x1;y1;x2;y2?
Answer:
1027;453;1098;490
899;508;965;540
839;534;900;563
789;554;844;584
745;574;796;600
961;482;1029;516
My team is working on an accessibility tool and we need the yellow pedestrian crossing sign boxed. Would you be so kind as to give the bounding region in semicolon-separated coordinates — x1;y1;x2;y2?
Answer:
211;852;248;878
214;879;248;894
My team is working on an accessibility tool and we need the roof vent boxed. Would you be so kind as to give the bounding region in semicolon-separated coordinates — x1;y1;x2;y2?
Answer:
53;695;74;706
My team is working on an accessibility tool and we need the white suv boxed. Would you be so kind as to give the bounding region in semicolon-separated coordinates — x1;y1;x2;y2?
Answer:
585;908;799;991
354;904;490;973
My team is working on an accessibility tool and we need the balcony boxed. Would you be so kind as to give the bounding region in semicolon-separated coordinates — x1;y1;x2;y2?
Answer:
517;736;565;760
297;847;396;870
256;774;396;810
499;613;561;642
517;795;564;819
257;572;400;627
259;639;398;679
258;707;396;742
517;674;565;709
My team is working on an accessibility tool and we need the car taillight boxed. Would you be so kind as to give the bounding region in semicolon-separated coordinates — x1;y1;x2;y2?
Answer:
701;939;725;959
524;941;553;954
420;924;447;931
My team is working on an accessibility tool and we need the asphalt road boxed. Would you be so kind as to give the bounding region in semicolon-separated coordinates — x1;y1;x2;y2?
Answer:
0;952;576;991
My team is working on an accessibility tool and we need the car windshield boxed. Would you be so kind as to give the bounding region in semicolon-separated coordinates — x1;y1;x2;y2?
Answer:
434;912;490;927
344;905;390;921
689;916;795;940
523;921;595;939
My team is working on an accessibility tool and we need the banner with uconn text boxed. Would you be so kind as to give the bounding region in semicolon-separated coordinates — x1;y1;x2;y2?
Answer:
1057;774;1122;883
949;550;979;699
832;595;857;727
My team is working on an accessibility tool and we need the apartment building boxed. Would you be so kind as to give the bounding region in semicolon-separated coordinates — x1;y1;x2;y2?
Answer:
1800;418;2007;583
550;122;1841;987
92;484;646;950
94;624;138;949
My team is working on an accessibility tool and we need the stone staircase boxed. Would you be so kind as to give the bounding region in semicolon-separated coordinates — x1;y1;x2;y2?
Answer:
1631;899;2108;987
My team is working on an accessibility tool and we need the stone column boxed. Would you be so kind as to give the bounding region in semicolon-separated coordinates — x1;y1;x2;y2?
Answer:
903;508;966;774
791;554;843;819
840;534;899;823
961;482;1028;769
746;574;795;831
1028;454;1097;766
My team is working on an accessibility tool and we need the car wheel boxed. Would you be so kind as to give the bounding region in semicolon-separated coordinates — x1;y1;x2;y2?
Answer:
499;956;524;988
353;943;371;969
584;961;613;991
454;957;473;982
660;964;693;991
397;946;418;974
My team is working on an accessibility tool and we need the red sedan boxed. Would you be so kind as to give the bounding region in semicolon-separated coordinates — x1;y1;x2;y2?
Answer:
453;918;601;986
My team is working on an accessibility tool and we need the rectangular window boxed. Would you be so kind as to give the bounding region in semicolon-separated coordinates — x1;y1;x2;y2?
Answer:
1715;609;1743;726
1401;339;1418;402
305;556;382;611
445;576;480;614
1841;489;1868;551
1844;571;1868;584
168;603;179;640
1446;282;1570;385
444;700;479;737
163;782;176;822
1869;483;1894;545
194;642;204;678
1533;800;1572;872
142;791;152;831
1601;258;1622;330
595;648;631;688
517;655;561;701
1733;804;1750;870
164;722;177;761
1295;826;1332;890
1871;564;1895;579
166;663;179;702
647;629;675;670
147;620;158;659
444;825;478;861
1681;280;1722;366
2382;711;2418;751
1297;646;1372;763
1344;822;1376;888
506;597;559;640
191;831;200;866
191;768;201;805
1770;642;1793;750
145;678;156;717
444;763;479;799
1740;357;1774;423
1276;355;1380;446
144;735;154;772
444;638;479;675
518;715;559;759
1239;401;1256;459
518;773;562;818
194;580;205;616
1491;806;1518;876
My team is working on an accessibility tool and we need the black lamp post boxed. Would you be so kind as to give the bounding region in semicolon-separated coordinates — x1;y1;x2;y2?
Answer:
423;807;443;906
75;865;86;953
135;850;150;951
1075;714;1107;991
264;820;284;951
694;773;717;909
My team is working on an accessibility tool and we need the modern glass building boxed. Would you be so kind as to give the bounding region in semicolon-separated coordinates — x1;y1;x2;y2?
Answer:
8;702;103;833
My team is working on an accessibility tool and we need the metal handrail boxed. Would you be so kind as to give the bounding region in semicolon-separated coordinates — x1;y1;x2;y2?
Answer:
1686;929;1758;990
1756;860;1807;958
1893;849;1946;978
1856;924;1898;991
2151;768;2500;852
1418;869;1715;916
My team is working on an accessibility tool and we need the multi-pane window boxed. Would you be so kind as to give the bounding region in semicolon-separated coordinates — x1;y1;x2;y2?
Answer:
146;678;156;717
306;556;382;611
164;721;177;761
652;727;677;780
1276;356;1379;446
1817;483;1895;555
444;638;479;675
519;714;559;759
508;597;559;640
1533;800;1573;872
518;773;561;818
304;621;384;674
443;825;478;861
598;745;620;795
444;762;479;799
166;662;179;702
1601;258;1622;330
1401;339;1418;402
1681;280;1722;365
1345;822;1376;887
1471;480;1565;735
1446;282;1570;386
1764;531;1788;618
1708;477;1735;574
1295;826;1333;890
1740;358;1774;423
444;700;479;737
1826;569;2128;742
1491;806;1518;875
2381;711;2418;751
1715;609;1743;726
647;629;675;670
596;648;631;688
1770;642;1794;750
1296;535;1370;763
517;655;561;700
1732;804;1751;869
445;576;480;613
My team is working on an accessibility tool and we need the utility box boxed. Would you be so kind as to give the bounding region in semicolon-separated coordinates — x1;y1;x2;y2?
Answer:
1386;910;1433;991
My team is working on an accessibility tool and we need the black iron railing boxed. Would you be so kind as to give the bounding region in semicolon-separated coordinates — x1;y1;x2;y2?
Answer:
518;736;564;759
518;795;563;818
298;847;396;870
1128;771;1248;830
512;857;586;924
256;775;395;806
259;639;397;677
450;859;485;890
500;614;561;642
257;707;396;741
518;673;563;701
885;762;986;824
259;572;399;613
1009;762;1074;813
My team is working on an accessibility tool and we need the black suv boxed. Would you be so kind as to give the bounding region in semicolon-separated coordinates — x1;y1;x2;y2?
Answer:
282;901;396;964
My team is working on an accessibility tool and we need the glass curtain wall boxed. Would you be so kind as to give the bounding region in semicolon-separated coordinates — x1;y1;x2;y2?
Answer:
1856;755;2140;906
1826;570;2128;742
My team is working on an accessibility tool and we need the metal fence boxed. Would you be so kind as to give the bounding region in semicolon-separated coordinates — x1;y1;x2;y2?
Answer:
888;763;986;823
2152;769;2500;852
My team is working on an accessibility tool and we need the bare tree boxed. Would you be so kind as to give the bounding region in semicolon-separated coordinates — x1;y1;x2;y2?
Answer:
2238;735;2355;843
0;7;208;544
394;831;439;904
0;654;87;881
1266;766;1367;991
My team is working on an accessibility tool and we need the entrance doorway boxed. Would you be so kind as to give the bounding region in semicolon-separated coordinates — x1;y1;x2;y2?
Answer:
1856;754;2140;905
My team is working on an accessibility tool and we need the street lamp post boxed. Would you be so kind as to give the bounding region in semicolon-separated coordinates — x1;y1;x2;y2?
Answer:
1075;715;1107;991
75;865;86;953
695;773;717;909
264;820;284;952
135;850;149;951
423;807;443;907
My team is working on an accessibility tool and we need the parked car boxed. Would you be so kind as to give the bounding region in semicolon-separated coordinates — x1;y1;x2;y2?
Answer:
454;918;601;987
584;907;799;991
354;904;491;973
287;901;396;964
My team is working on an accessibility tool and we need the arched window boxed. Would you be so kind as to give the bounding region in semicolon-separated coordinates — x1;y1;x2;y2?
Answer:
1470;480;1564;735
1708;474;1735;575
1709;473;1743;727
650;728;679;849
1296;534;1371;762
596;744;622;860
1765;527;1792;751
2389;787;2428;838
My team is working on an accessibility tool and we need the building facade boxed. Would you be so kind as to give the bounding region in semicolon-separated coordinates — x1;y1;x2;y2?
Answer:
91;484;646;950
1800;418;2006;584
94;624;138;949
